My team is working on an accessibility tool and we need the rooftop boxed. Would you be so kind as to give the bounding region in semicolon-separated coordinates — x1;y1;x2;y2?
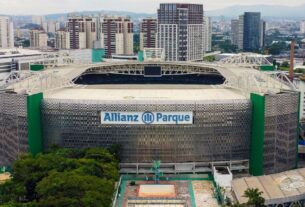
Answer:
44;86;247;102
232;168;305;205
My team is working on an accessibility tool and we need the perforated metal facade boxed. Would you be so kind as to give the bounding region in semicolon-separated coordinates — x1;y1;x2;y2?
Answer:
0;93;28;166
41;99;251;163
263;92;299;174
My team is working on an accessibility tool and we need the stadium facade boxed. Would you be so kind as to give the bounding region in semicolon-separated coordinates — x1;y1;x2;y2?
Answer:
0;61;299;176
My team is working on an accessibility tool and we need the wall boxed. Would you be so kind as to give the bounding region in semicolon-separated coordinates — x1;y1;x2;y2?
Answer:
42;99;252;163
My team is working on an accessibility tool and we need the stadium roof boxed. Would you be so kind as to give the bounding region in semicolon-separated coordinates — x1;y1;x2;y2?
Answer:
1;61;294;97
46;87;247;102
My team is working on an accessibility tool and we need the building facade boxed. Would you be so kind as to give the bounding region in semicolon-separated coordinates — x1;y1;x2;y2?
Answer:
157;3;204;61
243;12;261;52
55;30;70;49
0;16;14;49
29;29;48;49
203;16;212;53
232;12;264;52
67;17;97;49
231;19;239;46
140;18;158;50
101;17;134;58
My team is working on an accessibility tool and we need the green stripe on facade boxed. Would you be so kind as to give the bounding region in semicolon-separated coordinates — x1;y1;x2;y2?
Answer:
27;93;44;156
250;93;265;176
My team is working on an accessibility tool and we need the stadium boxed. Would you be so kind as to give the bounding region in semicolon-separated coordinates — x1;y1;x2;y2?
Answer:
0;58;299;176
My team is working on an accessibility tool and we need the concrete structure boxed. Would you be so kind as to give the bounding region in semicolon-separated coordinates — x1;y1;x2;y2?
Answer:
101;17;134;58
55;30;70;49
157;3;204;61
29;29;48;49
0;16;14;48
140;18;158;50
232;168;305;206
67;17;97;49
203;16;212;53
300;20;305;34
0;61;299;177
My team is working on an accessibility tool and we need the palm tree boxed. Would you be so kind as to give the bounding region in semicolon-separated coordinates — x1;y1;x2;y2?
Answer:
243;188;266;207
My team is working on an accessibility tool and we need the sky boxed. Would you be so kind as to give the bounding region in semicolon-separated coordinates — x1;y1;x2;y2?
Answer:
0;0;304;15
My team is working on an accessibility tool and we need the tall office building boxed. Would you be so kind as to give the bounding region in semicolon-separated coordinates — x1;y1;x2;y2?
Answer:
157;3;204;61
29;29;48;48
231;19;239;46
55;30;70;49
243;12;261;52
203;16;212;52
232;12;264;52
67;17;97;49
140;18;158;50
300;20;305;34
101;17;134;58
0;16;14;48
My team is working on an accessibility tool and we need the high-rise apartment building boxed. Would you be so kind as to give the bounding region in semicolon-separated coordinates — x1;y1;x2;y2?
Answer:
47;21;56;33
260;20;266;48
55;30;70;49
300;20;305;34
101;17;134;58
0;16;14;48
232;12;264;52
157;3;204;61
67;17;97;49
231;19;239;46
32;15;45;25
203;16;212;52
237;15;244;50
29;29;48;48
140;18;158;50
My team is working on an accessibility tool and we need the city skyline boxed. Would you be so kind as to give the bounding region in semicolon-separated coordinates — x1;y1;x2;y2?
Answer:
0;0;305;15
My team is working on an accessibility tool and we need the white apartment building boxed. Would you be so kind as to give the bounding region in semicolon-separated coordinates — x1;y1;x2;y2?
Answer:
55;30;70;49
203;16;212;53
67;17;97;49
0;16;14;48
157;3;204;61
29;30;48;49
101;17;134;58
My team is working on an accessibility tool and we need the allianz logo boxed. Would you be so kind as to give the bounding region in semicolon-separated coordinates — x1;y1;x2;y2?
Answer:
101;111;193;125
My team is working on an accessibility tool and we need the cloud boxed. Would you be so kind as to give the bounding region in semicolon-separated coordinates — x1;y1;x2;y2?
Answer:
0;0;304;15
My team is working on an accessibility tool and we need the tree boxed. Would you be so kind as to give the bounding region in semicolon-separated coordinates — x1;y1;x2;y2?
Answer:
243;188;266;207
0;148;119;207
281;61;289;68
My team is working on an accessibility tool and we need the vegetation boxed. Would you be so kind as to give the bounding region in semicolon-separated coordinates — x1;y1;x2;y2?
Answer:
265;42;288;55
133;33;140;54
224;188;266;207
214;40;238;53
0;148;119;207
203;55;216;62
